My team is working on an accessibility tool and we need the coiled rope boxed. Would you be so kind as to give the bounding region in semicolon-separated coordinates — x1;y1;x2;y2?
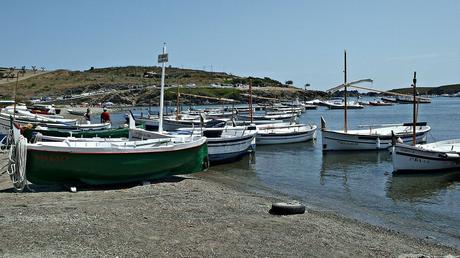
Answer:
7;135;28;191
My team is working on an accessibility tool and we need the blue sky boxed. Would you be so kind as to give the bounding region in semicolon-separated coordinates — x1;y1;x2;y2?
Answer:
1;0;459;90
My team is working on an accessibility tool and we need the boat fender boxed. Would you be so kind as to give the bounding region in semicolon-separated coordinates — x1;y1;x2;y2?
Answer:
269;201;306;215
376;137;381;149
440;153;460;160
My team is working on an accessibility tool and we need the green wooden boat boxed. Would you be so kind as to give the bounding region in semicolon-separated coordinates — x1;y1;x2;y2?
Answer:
23;134;208;185
9;121;209;186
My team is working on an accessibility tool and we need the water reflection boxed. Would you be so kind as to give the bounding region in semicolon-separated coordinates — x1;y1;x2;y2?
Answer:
320;151;391;186
386;171;460;202
255;140;317;154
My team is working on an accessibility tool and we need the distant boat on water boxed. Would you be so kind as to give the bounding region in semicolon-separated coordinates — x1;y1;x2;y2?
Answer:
381;97;398;103
323;100;364;109
368;100;393;106
396;95;431;104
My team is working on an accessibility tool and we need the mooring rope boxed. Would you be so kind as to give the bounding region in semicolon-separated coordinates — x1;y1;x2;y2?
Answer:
7;135;28;191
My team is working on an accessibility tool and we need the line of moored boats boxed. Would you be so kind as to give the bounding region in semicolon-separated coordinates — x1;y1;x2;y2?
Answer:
2;47;458;192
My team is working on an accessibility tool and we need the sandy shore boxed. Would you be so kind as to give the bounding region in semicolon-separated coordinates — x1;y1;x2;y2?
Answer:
0;167;458;257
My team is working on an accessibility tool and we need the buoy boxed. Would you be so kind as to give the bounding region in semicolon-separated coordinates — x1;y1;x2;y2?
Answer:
270;201;306;215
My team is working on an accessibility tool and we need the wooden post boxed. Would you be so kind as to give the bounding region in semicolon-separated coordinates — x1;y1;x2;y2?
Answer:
412;71;417;145
176;85;180;119
343;50;348;132
13;73;19;118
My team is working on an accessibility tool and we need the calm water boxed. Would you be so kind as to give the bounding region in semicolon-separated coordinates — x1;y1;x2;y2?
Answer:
114;98;460;248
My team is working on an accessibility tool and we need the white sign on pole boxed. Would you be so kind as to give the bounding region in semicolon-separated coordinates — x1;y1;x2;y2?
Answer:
158;53;168;63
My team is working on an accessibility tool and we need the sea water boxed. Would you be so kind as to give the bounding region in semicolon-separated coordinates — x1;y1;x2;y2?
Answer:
112;97;460;248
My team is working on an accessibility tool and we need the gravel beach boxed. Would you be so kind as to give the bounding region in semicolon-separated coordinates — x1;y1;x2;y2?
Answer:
0;165;458;257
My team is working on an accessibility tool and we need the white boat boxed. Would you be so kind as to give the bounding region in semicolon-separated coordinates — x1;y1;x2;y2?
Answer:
323;100;364;109
265;110;301;116
0;111;77;126
265;106;305;113
238;113;297;122
320;51;429;151
321;119;431;151
176;125;257;164
391;139;460;172
256;123;317;145
67;109;86;116
389;72;457;173
305;99;324;106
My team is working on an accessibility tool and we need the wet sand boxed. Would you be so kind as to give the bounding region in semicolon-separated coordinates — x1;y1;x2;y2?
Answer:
0;167;458;257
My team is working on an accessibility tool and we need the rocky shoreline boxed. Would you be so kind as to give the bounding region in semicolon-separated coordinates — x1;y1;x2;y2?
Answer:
0;166;457;257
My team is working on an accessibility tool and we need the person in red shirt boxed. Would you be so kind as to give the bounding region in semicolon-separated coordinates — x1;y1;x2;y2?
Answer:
100;108;111;123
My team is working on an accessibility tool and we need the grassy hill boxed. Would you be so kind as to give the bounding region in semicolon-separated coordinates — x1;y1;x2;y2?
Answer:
0;66;326;104
390;84;460;95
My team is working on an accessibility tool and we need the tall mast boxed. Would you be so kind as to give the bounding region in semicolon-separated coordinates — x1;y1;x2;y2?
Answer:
412;71;417;145
176;85;180;119
343;50;348;132
158;43;168;133
249;80;253;123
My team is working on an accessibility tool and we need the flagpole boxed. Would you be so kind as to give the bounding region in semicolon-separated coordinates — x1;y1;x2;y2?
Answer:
158;43;167;133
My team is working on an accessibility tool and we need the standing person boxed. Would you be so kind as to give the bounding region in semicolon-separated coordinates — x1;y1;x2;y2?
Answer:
100;108;111;124
84;108;91;124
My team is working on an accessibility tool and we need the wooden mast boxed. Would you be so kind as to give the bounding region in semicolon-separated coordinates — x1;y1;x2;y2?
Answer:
249;80;253;123
13;72;19;119
412;71;417;145
343;50;348;132
176;85;180;119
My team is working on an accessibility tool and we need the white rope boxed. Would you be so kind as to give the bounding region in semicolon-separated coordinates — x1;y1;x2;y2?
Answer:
7;135;28;191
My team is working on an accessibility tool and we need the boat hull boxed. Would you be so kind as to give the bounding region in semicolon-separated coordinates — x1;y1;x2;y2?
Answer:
207;134;256;164
322;129;429;151
391;144;460;172
257;128;316;145
25;142;208;185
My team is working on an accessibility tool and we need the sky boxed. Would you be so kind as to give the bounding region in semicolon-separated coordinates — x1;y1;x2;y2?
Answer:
1;0;459;90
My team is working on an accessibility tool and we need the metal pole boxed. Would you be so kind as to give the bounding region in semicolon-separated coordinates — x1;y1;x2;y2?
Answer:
412;71;417;145
344;50;348;132
158;43;167;133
